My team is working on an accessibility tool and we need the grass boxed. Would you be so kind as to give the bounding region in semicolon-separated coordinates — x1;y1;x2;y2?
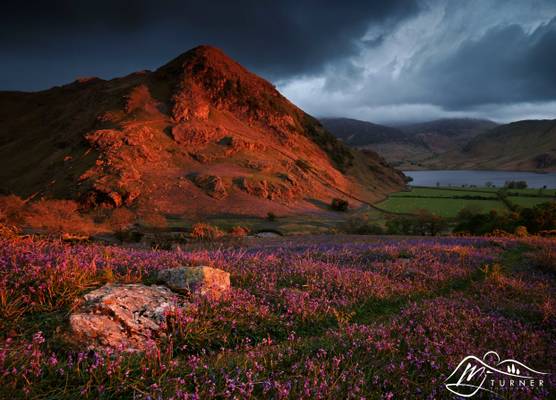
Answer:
481;187;556;196
378;185;556;218
508;196;556;208
136;185;556;236
165;208;386;236
0;235;554;399
377;196;507;217
392;187;498;198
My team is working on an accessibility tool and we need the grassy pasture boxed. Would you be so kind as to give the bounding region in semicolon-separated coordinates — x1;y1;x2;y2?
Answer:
391;187;498;198
377;196;506;217
508;196;556;208
377;185;556;218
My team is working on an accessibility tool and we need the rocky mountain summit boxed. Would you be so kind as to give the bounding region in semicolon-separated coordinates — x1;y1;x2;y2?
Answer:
0;46;405;217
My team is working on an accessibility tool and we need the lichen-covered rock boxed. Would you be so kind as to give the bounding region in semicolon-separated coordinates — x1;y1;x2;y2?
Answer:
69;284;177;352
157;266;230;298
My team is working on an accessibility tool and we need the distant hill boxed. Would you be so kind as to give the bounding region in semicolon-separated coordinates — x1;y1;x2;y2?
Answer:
322;117;498;169
398;118;498;156
320;117;415;146
0;46;405;218
323;116;556;172
399;118;498;137
437;119;556;171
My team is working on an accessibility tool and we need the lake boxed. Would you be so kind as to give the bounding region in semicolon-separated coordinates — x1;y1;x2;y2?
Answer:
403;170;556;188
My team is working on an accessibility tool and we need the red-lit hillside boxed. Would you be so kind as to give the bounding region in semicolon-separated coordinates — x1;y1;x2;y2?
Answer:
0;46;405;217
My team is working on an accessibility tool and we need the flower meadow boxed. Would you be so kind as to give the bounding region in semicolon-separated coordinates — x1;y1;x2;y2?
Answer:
0;235;555;399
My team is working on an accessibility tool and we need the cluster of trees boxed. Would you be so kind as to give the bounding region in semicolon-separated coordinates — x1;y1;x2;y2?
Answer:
350;201;556;237
504;180;528;189
385;210;449;236
331;198;349;212
454;201;556;235
344;210;449;236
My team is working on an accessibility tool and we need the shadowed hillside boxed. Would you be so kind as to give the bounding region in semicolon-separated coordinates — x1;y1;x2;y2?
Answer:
438;119;556;171
322;117;497;169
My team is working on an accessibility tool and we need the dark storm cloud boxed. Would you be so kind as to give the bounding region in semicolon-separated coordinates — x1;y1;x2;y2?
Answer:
418;18;556;108
3;0;556;122
281;0;556;123
0;0;419;91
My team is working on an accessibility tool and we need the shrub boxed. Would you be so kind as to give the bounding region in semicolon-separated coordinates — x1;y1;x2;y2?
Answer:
386;210;447;236
0;223;19;238
342;216;384;235
190;223;224;241
331;198;349;212
230;225;250;237
24;199;98;235
0;195;26;225
514;225;528;237
149;234;174;250
505;180;527;189
454;201;556;235
415;210;448;236
115;230;144;243
267;212;277;222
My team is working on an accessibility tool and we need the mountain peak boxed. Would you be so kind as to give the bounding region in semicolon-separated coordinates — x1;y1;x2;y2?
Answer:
156;45;249;80
0;46;405;217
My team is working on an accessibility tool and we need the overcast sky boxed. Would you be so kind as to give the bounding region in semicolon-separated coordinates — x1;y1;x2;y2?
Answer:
1;0;555;124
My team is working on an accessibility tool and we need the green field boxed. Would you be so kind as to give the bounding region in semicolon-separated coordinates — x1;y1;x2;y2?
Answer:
391;187;498;198
474;187;556;196
377;185;556;218
377;196;506;217
507;196;556;208
162;186;555;233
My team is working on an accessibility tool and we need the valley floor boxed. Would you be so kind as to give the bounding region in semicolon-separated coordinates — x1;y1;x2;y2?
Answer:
0;235;555;399
377;186;556;218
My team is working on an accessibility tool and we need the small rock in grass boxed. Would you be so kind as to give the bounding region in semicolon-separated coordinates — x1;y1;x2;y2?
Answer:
157;266;230;298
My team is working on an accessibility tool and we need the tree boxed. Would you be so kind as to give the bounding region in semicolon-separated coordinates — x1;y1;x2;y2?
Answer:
505;180;527;189
331;198;349;212
386;210;447;236
415;210;448;236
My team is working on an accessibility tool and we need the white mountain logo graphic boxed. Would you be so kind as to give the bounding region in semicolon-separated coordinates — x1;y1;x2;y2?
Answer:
445;351;549;398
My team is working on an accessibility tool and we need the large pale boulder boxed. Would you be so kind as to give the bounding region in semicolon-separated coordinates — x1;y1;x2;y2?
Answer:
157;266;230;298
69;284;177;352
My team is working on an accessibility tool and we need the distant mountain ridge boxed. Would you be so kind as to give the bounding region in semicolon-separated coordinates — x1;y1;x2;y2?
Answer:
320;117;417;146
321;117;498;169
398;118;498;137
321;116;556;172
445;119;556;171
